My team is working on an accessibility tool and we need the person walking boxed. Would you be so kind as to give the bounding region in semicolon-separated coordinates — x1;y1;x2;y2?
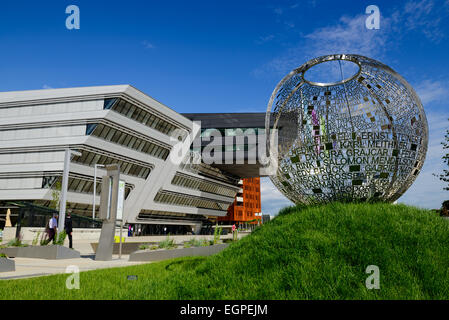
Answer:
48;213;58;244
65;211;73;249
232;224;237;241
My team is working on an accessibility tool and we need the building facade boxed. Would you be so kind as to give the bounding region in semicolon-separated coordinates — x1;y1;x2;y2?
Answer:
218;177;262;225
0;85;242;233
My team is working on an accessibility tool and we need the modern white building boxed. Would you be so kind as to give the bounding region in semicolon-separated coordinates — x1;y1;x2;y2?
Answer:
0;85;241;233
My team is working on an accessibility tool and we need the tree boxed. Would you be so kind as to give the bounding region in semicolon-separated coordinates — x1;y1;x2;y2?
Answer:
50;179;62;210
435;120;449;190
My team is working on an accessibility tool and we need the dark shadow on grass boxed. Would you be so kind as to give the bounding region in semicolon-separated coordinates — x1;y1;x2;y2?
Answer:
165;258;204;272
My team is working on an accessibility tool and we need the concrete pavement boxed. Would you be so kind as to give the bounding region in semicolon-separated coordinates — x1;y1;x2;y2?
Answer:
0;232;249;280
0;255;148;280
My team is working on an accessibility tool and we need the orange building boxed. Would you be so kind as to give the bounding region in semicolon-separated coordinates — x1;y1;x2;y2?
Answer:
218;178;261;225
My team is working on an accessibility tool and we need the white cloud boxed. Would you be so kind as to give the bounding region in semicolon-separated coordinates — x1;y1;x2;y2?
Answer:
284;21;295;29
142;40;156;49
274;8;283;15
401;0;444;42
415;79;448;105
254;0;449;77
398;111;449;208
260;177;293;216
254;14;389;77
42;85;53;89
305;15;388;58
255;34;275;45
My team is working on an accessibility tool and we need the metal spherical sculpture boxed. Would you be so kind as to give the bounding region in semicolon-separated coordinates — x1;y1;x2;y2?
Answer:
266;54;428;204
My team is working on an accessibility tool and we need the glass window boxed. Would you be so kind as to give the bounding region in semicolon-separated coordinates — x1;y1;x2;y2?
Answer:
116;131;126;144
131;108;142;121
135;140;145;152
143;168;151;179
75;180;87;193
92;154;101;164
127;104;136;118
86;124;98;135
105;129;115;141
90;124;169;159
141;113;151;124
148;144;157;155
151;118;160;129
104;98;117;110
123;163;133;174
85;152;96;165
136;110;146;123
115;100;126;113
128;137;137;149
85;181;94;193
69;179;82;191
146;115;156;126
99;126;111;139
111;131;121;143
122;134;132;146
142;142;151;154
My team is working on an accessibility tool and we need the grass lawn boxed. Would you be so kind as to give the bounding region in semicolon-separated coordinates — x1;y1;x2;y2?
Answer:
1;202;449;299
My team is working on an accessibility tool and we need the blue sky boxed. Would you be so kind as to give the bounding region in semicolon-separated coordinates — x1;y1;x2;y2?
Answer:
0;0;448;214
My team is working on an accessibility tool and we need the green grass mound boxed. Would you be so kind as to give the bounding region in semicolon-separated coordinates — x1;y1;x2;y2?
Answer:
1;202;449;299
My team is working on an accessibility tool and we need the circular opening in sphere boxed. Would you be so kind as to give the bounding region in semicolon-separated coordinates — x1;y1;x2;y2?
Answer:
303;59;361;86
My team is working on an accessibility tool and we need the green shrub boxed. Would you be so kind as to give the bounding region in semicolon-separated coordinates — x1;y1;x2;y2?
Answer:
54;230;67;246
139;244;149;250
39;231;50;246
0;253;7;258
184;238;211;247
6;236;27;247
32;231;41;246
213;225;222;245
185;238;202;247
158;235;176;249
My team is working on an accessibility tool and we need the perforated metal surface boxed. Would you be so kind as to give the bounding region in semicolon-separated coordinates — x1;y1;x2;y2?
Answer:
266;54;428;204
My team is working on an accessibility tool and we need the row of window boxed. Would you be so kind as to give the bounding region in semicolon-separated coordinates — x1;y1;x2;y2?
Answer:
87;123;170;160
171;173;237;198
201;128;265;137
244;186;260;192
34;200;105;218
241;202;260;209
235;210;260;218
191;144;256;152
180;152;240;185
71;149;152;179
104;98;180;136
138;210;207;222
245;194;260;201
154;191;230;211
42;175;132;199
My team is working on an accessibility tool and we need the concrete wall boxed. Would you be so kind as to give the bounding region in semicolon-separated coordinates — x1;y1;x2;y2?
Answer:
1;226;249;244
1;226;128;243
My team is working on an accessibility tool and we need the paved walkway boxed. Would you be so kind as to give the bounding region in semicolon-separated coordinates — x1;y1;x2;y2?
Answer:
0;255;148;280
0;232;249;280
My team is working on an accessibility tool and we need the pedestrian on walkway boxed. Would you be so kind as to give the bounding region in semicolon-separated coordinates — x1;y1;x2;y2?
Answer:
65;210;73;249
48;214;58;244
